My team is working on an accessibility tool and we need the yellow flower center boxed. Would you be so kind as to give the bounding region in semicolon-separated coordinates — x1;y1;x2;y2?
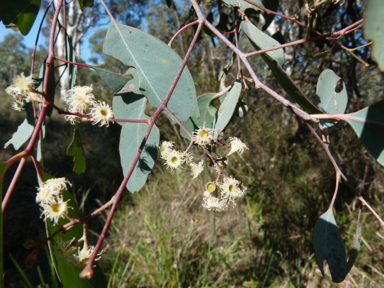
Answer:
100;109;107;116
199;130;209;138
171;156;179;164
52;203;61;213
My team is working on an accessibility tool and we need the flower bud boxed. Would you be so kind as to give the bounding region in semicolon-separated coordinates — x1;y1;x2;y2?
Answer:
205;181;217;193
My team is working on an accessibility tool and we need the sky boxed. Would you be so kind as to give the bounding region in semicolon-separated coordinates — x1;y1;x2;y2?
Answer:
0;12;45;49
0;10;103;64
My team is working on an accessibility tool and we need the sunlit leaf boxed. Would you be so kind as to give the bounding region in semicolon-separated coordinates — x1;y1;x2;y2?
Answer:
93;64;133;92
344;101;384;166
0;0;41;35
222;0;263;11
104;21;199;122
67;126;86;174
313;208;348;283
181;93;218;139
316;69;348;128
4;103;34;150
241;19;284;66
363;0;384;71
113;92;159;192
213;81;242;139
36;122;45;163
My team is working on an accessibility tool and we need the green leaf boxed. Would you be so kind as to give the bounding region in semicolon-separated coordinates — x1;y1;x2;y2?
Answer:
67;35;77;91
316;69;348;128
314;48;332;59
222;0;263;11
42;173;106;287
113;93;160;192
363;0;384;71
67;126;86;174
313;208;348;283
241;19;284;66
213;81;242;139
344;101;384;166
4;103;34;150
93;64;133;92
0;0;41;35
181;93;218;139
78;0;94;10
103;22;199;122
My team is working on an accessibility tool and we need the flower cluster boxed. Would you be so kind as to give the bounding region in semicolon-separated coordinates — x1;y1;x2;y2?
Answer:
159;141;204;179
65;85;114;127
159;126;249;212
5;73;39;111
193;124;214;145
55;238;102;269
202;176;246;211
36;178;72;225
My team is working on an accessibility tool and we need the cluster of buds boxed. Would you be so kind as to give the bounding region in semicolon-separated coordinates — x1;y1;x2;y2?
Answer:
5;73;41;111
159;125;249;212
36;177;72;225
55;238;102;270
65;85;114;127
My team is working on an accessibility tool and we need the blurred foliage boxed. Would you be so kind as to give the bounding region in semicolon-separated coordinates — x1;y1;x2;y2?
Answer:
1;0;384;287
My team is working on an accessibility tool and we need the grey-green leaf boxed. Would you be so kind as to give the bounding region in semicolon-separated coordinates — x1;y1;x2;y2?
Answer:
119;123;159;193
241;19;284;66
243;24;323;114
363;0;384;71
113;93;159;192
346;227;361;273
222;0;263;11
316;69;348;128
213;81;242;139
93;64;133;92
313;208;348;283
344;101;384;166
181;93;218;139
104;22;198;122
4;103;34;150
